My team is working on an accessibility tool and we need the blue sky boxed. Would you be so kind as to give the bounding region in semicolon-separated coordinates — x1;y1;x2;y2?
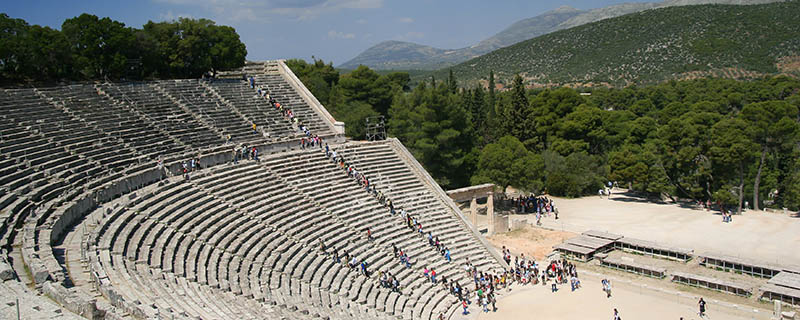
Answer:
3;0;652;66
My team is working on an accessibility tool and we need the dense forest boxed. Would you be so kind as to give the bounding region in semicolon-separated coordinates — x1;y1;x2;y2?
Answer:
0;13;247;84
290;59;800;212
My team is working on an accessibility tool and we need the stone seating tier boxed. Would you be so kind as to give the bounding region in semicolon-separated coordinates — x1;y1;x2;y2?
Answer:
83;141;498;320
0;61;500;319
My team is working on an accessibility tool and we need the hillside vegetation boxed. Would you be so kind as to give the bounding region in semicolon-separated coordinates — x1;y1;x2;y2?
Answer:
292;60;800;213
340;0;779;71
437;1;800;87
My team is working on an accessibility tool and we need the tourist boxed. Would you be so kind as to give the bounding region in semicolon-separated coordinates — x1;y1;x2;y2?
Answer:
462;300;469;315
613;308;621;320
360;260;369;276
698;297;706;317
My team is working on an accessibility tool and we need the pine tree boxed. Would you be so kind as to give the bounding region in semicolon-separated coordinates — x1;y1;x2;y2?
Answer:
503;74;532;141
487;70;496;116
448;69;457;94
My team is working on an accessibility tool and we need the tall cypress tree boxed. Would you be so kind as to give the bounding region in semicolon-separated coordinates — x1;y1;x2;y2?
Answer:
503;74;532;142
487;70;496;116
448;69;457;94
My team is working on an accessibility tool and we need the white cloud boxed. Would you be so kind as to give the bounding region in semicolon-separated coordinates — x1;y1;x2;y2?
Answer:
355;18;368;24
155;0;383;21
328;30;356;40
396;17;414;23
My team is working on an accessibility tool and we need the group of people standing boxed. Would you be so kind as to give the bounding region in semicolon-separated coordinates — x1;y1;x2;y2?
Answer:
508;194;558;225
232;144;259;164
511;194;557;215
180;157;200;180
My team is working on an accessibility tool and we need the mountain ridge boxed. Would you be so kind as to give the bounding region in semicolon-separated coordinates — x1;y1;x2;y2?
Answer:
339;0;782;70
433;1;800;87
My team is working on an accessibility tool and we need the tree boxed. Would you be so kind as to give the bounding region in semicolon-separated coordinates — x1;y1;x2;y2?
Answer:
389;81;475;188
741;101;799;210
499;74;534;143
62;14;139;80
710;118;755;214
543;150;606;197
338;65;394;115
783;157;800;211
332;100;379;139
609;142;671;195
385;72;411;92
658;111;720;201
143;18;246;78
3;14;246;83
472;136;543;193
26;25;72;81
207;24;247;75
529;87;586;150
0;14;31;83
487;70;496;115
287;58;339;104
448;69;457;94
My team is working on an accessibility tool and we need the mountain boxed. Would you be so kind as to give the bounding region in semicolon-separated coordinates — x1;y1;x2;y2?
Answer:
339;0;782;71
339;6;584;70
435;1;800;87
470;5;584;54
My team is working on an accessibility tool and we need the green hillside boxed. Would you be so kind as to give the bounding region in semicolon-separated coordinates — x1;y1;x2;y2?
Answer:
439;1;800;87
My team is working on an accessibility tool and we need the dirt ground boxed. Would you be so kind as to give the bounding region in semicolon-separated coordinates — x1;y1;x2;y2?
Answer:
486;226;575;261
535;189;800;267
468;190;800;319
455;274;764;320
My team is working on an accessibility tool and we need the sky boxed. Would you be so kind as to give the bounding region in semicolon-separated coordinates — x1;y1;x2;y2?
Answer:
3;0;654;66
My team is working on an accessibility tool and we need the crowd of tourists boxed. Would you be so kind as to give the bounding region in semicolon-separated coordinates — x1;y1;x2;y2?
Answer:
511;194;557;215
